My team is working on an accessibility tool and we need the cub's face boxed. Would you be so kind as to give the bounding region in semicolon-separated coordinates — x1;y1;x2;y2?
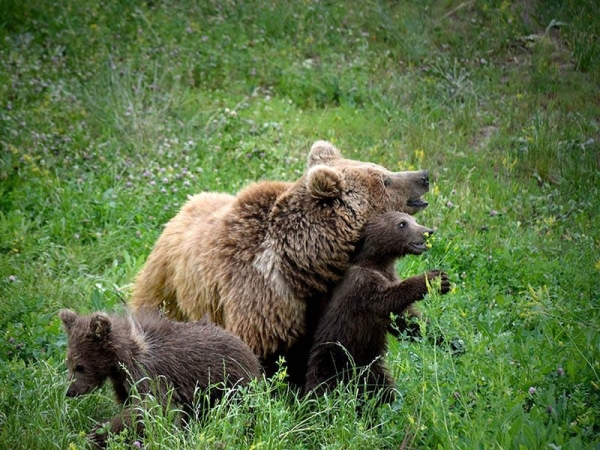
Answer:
361;211;433;258
59;310;114;397
391;213;433;256
64;338;113;397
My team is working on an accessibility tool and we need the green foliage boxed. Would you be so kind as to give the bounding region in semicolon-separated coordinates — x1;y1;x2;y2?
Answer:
1;0;599;448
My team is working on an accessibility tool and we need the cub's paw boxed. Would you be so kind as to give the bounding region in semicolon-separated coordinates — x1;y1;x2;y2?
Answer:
425;270;451;295
88;423;109;449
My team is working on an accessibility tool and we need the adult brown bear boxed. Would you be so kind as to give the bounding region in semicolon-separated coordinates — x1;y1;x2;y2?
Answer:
130;141;430;374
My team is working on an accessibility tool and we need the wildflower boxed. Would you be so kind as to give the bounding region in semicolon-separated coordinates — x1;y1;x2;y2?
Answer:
489;210;498;217
143;170;151;177
162;177;169;184
8;275;16;282
423;231;434;249
557;367;564;377
528;386;537;395
414;148;425;162
133;441;142;449
446;201;454;208
149;180;156;186
125;181;133;188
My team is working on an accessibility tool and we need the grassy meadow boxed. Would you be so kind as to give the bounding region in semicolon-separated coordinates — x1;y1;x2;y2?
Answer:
1;0;599;448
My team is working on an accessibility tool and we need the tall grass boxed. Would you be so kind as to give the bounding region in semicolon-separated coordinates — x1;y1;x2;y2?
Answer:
1;0;599;448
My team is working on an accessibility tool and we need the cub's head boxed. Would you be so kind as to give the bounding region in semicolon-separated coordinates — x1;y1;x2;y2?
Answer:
59;309;116;397
357;211;434;260
306;141;429;216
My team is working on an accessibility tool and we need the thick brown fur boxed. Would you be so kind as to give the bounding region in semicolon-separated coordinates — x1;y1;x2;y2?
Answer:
59;309;261;447
304;212;450;403
130;141;430;374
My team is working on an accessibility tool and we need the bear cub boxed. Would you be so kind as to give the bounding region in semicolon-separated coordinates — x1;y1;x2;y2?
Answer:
304;211;450;403
59;309;261;447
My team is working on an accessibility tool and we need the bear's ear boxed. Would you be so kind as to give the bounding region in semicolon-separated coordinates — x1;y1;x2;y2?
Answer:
306;165;346;199
307;141;341;167
89;312;112;341
59;309;78;333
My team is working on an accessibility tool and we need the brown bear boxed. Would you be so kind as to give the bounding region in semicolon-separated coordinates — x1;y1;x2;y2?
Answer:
303;211;450;403
59;309;261;447
130;141;430;376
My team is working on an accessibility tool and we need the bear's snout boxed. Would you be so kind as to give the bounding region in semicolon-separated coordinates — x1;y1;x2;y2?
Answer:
420;171;429;187
66;387;79;398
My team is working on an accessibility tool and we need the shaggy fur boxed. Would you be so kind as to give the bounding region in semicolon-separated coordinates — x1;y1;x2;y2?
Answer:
130;141;430;375
59;309;261;447
304;212;450;403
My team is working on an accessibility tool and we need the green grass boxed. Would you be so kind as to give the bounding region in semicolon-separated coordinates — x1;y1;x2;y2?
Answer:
1;0;599;448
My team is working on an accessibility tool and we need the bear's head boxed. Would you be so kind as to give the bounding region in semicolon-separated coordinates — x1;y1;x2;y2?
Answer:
306;141;430;216
59;309;116;397
356;211;434;262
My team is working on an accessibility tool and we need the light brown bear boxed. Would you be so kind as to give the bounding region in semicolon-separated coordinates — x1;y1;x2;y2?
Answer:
59;309;261;447
130;141;430;375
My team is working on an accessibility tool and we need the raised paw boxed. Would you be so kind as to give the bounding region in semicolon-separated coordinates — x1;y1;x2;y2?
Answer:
88;422;111;449
425;270;451;295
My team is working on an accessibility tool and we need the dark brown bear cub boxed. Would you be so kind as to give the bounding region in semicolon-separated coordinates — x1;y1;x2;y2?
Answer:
304;211;450;403
59;309;261;447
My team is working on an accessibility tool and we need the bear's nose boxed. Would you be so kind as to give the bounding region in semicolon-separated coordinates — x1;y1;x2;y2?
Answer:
421;171;429;186
66;388;78;398
424;228;434;237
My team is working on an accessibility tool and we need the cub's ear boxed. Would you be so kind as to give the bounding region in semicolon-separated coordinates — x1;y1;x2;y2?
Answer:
59;309;78;333
89;312;112;341
307;165;346;199
307;141;341;167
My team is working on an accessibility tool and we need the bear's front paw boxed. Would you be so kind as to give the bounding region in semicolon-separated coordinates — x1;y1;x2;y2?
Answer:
425;270;451;295
88;423;110;449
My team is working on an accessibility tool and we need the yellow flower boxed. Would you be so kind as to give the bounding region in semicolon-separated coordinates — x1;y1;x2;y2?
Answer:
414;148;425;163
595;260;600;271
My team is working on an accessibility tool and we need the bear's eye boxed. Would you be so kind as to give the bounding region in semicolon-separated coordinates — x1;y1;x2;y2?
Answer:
74;365;85;373
383;176;392;188
398;221;406;229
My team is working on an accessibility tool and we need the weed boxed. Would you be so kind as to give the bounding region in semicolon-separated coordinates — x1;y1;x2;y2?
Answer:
1;0;599;448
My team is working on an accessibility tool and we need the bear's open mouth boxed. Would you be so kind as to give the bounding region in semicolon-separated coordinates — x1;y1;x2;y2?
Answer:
407;198;429;210
410;242;428;253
